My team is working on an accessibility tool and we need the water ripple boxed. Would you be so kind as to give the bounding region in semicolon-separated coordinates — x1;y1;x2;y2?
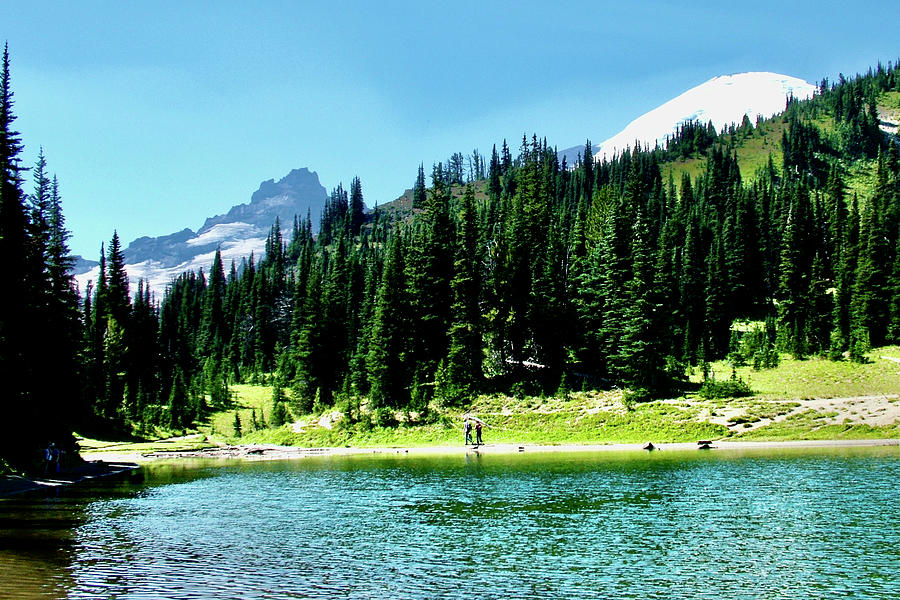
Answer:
2;448;899;599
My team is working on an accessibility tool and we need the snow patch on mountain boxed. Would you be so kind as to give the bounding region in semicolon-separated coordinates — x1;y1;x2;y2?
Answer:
74;232;269;295
593;72;817;161
186;222;260;247
73;168;328;295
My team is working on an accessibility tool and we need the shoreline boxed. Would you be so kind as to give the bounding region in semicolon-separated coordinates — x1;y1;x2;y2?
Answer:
0;461;139;498
82;437;900;464
5;438;897;497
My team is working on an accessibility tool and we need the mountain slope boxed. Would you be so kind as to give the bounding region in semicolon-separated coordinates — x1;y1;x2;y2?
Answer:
559;72;817;164
74;168;328;293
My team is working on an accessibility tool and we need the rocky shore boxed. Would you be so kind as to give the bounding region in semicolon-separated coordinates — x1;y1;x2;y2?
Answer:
0;460;139;497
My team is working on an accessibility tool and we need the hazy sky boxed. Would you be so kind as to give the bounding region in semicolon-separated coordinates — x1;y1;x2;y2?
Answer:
6;1;900;258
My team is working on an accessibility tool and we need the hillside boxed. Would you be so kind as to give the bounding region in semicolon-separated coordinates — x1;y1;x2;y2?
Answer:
660;89;900;196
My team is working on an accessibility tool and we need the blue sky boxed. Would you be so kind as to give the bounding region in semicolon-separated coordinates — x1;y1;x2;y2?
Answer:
6;1;900;258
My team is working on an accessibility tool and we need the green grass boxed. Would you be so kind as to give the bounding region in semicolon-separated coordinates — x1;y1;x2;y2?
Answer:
879;91;900;118
234;400;727;447
696;350;900;400
733;121;786;180
207;384;280;439
844;157;878;201
78;433;213;454
659;119;788;186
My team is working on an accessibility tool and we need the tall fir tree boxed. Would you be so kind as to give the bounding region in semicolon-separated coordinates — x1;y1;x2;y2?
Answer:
443;184;483;403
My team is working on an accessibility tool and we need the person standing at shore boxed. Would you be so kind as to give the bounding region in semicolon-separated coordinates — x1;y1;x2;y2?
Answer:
475;420;483;445
464;418;473;445
44;443;55;475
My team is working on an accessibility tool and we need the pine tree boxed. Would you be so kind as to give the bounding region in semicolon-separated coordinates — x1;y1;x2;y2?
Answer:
596;193;633;377
0;45;78;465
233;410;242;437
888;229;900;342
704;224;730;359
367;233;411;408
832;194;860;356
349;176;365;236
443;184;482;404
405;164;454;403
854;190;891;346
105;231;131;325
168;367;191;430
200;249;227;358
615;214;665;392
777;185;814;358
581;140;594;205
412;164;426;209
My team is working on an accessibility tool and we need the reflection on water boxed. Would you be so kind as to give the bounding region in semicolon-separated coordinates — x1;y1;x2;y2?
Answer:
2;447;899;599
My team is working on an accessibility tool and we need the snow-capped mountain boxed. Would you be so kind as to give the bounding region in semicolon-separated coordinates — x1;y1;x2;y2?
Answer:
74;168;328;294
559;72;817;164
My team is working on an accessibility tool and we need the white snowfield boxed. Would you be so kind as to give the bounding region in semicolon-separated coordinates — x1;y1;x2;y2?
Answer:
74;225;267;295
593;72;817;162
185;222;260;247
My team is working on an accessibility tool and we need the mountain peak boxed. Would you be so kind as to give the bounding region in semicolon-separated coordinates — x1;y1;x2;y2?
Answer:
74;168;328;293
201;167;327;234
250;167;321;205
558;71;817;165
592;71;817;161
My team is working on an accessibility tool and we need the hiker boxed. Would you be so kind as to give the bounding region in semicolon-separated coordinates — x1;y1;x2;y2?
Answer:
44;443;55;475
475;420;483;445
464;418;473;445
51;443;61;473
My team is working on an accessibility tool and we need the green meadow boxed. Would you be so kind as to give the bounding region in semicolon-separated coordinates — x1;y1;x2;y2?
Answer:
79;346;900;456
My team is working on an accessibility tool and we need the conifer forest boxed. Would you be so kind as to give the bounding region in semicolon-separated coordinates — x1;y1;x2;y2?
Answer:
3;45;900;468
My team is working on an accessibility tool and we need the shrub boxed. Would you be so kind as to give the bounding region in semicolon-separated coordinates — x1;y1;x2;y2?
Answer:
729;322;779;370
270;401;287;428
623;388;651;407
849;328;870;363
698;371;754;399
374;407;397;428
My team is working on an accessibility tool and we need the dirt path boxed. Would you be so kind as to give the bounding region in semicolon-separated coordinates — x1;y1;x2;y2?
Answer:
77;437;900;465
678;394;900;434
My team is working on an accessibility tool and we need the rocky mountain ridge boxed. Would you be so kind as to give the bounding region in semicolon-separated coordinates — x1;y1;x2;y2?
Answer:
74;168;328;293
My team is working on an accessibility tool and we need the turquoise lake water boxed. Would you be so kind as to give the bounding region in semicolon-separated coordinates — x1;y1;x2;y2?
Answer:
1;446;898;599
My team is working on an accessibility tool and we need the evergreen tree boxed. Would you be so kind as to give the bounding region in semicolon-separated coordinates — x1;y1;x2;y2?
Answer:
615;214;665;391
596;193;633;377
168;367;191;430
854;190;891;346
367;234;411;408
704;224;730;359
0;46;79;465
443;184;482;404
105;231;131;325
349;176;365;236
412;164;426;209
405;164;454;404
777;185;814;358
0;43;34;464
200;249;227;358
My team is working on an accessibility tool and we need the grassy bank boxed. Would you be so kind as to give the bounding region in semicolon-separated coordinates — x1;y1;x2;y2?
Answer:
78;347;900;455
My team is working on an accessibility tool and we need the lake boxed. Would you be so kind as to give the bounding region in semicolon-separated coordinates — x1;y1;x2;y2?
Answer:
1;446;898;599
